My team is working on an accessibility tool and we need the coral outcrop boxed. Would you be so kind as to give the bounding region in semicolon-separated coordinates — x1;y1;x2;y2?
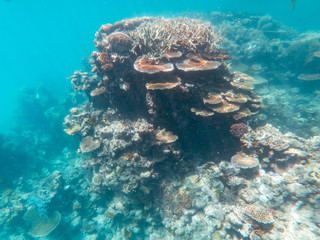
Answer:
69;17;263;159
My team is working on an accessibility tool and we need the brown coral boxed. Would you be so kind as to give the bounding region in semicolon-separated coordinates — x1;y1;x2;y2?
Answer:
156;129;178;143
224;92;251;103
233;108;257;120
161;49;183;59
107;32;133;53
146;80;180;90
176;54;221;72
230;80;255;90
95;52;114;72
210;100;240;113
203;93;222;105
134;56;174;74
191;108;214;117
230;123;249;137
231;72;256;90
91;86;107;97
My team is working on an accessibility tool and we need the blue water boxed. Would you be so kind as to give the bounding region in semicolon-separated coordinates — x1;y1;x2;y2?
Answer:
0;0;319;133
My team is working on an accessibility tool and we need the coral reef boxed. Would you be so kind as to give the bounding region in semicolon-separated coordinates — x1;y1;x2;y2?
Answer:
78;17;263;156
63;18;266;212
2;12;320;240
60;16;320;240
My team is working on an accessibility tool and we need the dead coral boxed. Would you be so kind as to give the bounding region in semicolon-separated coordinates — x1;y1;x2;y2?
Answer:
69;71;98;92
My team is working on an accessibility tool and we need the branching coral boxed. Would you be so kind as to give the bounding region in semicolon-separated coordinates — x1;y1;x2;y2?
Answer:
128;17;222;57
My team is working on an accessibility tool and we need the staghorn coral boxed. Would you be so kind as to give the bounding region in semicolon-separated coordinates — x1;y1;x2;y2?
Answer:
128;17;222;57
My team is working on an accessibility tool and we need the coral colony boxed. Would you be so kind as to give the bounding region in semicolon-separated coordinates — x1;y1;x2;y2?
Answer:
2;14;320;239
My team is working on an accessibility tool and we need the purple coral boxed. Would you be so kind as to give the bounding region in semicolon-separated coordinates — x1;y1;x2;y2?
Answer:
230;123;249;138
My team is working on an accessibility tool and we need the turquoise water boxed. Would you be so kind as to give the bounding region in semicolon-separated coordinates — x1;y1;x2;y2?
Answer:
1;1;320;239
